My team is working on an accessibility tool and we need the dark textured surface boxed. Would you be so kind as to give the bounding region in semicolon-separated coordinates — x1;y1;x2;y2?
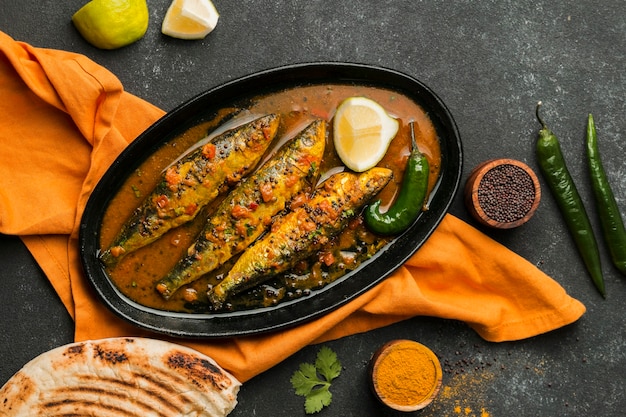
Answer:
1;1;625;416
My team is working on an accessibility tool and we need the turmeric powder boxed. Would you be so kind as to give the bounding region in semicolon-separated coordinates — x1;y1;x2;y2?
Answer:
370;340;443;411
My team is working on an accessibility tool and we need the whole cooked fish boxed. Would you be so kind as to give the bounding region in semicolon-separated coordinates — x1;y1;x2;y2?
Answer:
100;114;280;266
155;119;327;299
207;167;393;309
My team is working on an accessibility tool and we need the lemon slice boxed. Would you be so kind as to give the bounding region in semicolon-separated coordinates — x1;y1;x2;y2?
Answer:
333;96;399;172
162;0;219;39
72;0;149;50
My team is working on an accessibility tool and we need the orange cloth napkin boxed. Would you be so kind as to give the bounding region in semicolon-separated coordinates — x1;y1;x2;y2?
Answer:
0;32;585;382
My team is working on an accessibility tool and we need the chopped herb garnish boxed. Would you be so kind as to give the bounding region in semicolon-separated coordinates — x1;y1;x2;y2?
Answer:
307;229;322;240
341;209;354;219
131;185;142;198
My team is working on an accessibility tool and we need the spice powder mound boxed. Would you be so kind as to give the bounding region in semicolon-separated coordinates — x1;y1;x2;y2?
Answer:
372;340;442;407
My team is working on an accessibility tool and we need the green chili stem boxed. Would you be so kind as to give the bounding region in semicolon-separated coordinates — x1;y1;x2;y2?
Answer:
535;101;546;128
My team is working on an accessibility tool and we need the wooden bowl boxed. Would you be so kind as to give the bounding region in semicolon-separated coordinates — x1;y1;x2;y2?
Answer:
369;340;443;412
464;158;541;229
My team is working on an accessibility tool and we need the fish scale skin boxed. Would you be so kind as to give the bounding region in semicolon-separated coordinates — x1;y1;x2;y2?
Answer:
100;114;280;267
155;119;327;299
207;167;393;309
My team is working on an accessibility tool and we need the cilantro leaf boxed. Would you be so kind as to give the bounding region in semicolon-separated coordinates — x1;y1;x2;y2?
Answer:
291;363;322;396
304;386;332;414
290;346;342;414
315;346;342;382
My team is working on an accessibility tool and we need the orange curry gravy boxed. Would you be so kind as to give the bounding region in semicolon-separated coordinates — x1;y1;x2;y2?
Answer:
100;84;441;313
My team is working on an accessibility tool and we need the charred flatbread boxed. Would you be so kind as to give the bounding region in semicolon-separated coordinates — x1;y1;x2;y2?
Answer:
0;337;241;416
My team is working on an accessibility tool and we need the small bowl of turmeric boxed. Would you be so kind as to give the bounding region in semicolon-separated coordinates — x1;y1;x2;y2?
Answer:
369;339;443;412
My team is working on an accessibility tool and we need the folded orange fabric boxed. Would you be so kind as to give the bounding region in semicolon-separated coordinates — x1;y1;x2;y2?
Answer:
0;32;585;382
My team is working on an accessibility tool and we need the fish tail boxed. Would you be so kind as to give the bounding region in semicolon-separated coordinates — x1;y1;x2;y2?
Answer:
99;249;116;267
99;245;128;267
206;278;232;309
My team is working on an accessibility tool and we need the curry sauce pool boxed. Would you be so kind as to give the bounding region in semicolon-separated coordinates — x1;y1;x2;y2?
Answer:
99;83;442;313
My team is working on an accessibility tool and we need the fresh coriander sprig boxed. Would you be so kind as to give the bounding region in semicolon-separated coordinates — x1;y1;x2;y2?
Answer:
290;346;342;414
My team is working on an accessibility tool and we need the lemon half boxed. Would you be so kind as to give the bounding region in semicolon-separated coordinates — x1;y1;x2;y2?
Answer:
72;0;149;50
162;0;219;39
333;96;399;172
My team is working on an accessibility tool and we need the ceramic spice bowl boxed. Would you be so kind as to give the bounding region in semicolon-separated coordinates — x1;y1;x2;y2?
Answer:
464;158;541;229
369;339;443;412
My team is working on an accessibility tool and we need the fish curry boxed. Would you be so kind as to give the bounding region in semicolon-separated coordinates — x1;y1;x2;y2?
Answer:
99;84;442;313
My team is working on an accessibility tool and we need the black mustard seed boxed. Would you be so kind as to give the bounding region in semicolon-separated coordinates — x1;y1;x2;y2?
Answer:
477;164;535;223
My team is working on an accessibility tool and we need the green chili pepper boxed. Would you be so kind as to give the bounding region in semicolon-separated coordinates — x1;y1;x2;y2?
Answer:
535;102;605;297
365;122;429;235
586;113;626;276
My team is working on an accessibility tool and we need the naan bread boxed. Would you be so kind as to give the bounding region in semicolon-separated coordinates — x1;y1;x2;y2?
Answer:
0;337;241;416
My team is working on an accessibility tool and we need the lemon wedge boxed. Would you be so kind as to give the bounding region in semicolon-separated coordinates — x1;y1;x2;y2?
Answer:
162;0;219;39
333;96;399;172
72;0;149;50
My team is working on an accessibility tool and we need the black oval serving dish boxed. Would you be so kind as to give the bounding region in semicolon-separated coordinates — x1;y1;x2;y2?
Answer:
79;62;463;338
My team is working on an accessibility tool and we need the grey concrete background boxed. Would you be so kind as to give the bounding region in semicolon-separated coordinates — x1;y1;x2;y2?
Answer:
1;1;624;416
